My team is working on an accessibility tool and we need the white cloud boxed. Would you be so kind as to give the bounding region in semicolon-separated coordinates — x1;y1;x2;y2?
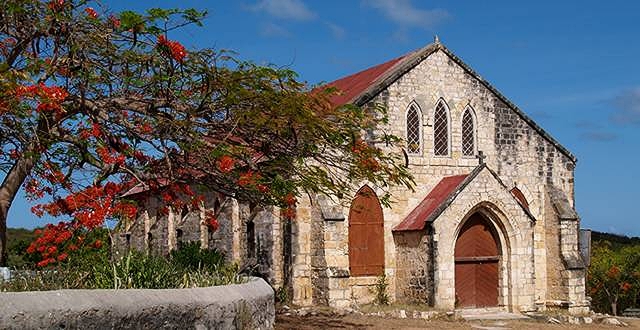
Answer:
260;22;292;38
249;0;315;21
610;87;640;125
364;0;450;29
325;22;346;40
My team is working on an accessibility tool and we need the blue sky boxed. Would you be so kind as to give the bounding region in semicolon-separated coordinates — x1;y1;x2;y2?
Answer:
6;0;640;236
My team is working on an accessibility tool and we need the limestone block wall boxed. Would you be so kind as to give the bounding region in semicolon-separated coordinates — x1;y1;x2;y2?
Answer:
393;230;433;304
115;191;284;287
376;49;575;220
291;193;355;308
238;204;285;286
544;189;566;301
290;195;314;306
292;190;392;308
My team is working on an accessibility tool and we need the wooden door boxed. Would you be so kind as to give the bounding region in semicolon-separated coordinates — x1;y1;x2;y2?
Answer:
348;186;384;276
454;213;500;308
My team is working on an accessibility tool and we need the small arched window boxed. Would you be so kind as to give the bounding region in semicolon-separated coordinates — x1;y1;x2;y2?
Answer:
461;107;476;156
406;104;421;154
434;100;450;156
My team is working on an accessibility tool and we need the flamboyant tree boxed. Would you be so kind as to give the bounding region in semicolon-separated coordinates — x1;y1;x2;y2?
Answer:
0;0;413;266
588;242;640;315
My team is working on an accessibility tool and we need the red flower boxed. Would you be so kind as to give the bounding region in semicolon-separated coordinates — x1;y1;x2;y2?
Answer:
606;265;621;278
57;253;68;261
91;122;102;137
182;185;195;196
48;0;64;11
157;35;187;62
93;240;103;249
138;122;153;134
282;207;296;219
351;139;368;154
8;149;20;159
205;210;219;231
256;184;269;193
161;192;173;203
238;171;255;186
85;7;98;19
284;193;297;206
217;155;235;173
109;15;121;28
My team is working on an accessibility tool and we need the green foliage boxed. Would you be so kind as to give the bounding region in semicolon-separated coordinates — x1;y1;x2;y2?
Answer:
592;231;640;250
275;286;289;303
170;241;225;271
371;274;390;305
6;228;39;268
588;239;640;315
1;237;242;291
1;0;414;268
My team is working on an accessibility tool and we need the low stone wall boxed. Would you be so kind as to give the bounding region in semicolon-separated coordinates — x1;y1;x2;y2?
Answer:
0;277;274;330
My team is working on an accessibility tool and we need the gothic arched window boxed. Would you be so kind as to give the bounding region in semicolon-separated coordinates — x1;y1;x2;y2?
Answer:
434;100;450;156
406;104;421;154
461;107;476;156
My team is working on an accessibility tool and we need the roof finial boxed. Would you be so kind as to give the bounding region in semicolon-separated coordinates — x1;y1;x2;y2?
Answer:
434;35;440;44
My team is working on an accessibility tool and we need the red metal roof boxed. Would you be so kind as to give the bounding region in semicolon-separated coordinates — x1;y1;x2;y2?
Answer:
393;174;468;231
324;55;407;106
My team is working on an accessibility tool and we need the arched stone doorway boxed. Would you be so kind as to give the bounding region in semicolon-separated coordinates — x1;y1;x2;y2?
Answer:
454;212;501;308
348;186;384;276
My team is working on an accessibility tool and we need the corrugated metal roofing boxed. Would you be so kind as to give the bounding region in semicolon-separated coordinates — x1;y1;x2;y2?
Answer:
393;174;468;231
324;55;406;106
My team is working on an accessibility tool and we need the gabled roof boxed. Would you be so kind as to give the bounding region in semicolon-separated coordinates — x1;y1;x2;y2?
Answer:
392;174;468;231
324;41;576;163
393;164;536;232
325;55;408;106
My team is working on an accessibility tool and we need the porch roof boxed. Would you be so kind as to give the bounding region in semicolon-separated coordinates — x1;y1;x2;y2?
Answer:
392;174;468;232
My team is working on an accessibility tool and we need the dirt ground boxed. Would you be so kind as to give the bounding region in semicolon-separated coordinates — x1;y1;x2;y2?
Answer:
275;311;640;330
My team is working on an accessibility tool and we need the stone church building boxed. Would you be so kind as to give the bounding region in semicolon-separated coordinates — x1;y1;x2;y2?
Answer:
117;39;588;314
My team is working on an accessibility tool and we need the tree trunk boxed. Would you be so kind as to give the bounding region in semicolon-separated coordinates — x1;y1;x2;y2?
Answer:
0;155;36;266
612;300;618;316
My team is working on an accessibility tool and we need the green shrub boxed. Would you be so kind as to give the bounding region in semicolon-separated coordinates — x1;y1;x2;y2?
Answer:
1;240;243;292
372;274;390;305
170;241;226;272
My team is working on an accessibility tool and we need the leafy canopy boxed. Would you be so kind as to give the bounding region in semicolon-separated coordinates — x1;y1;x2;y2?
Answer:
0;0;413;266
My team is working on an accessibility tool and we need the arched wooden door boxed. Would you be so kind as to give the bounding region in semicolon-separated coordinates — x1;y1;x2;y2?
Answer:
348;186;384;276
455;213;500;308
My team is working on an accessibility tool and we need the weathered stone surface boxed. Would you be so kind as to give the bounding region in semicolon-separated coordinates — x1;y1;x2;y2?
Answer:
0;277;274;330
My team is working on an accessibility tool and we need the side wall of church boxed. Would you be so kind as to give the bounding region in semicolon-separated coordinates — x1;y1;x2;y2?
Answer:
115;190;285;287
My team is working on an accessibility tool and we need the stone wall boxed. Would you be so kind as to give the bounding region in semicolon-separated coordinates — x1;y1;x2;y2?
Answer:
544;189;566;302
0;277;275;330
394;230;433;304
115;190;284;288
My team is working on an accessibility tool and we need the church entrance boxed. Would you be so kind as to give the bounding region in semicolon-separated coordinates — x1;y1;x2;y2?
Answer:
454;213;500;308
